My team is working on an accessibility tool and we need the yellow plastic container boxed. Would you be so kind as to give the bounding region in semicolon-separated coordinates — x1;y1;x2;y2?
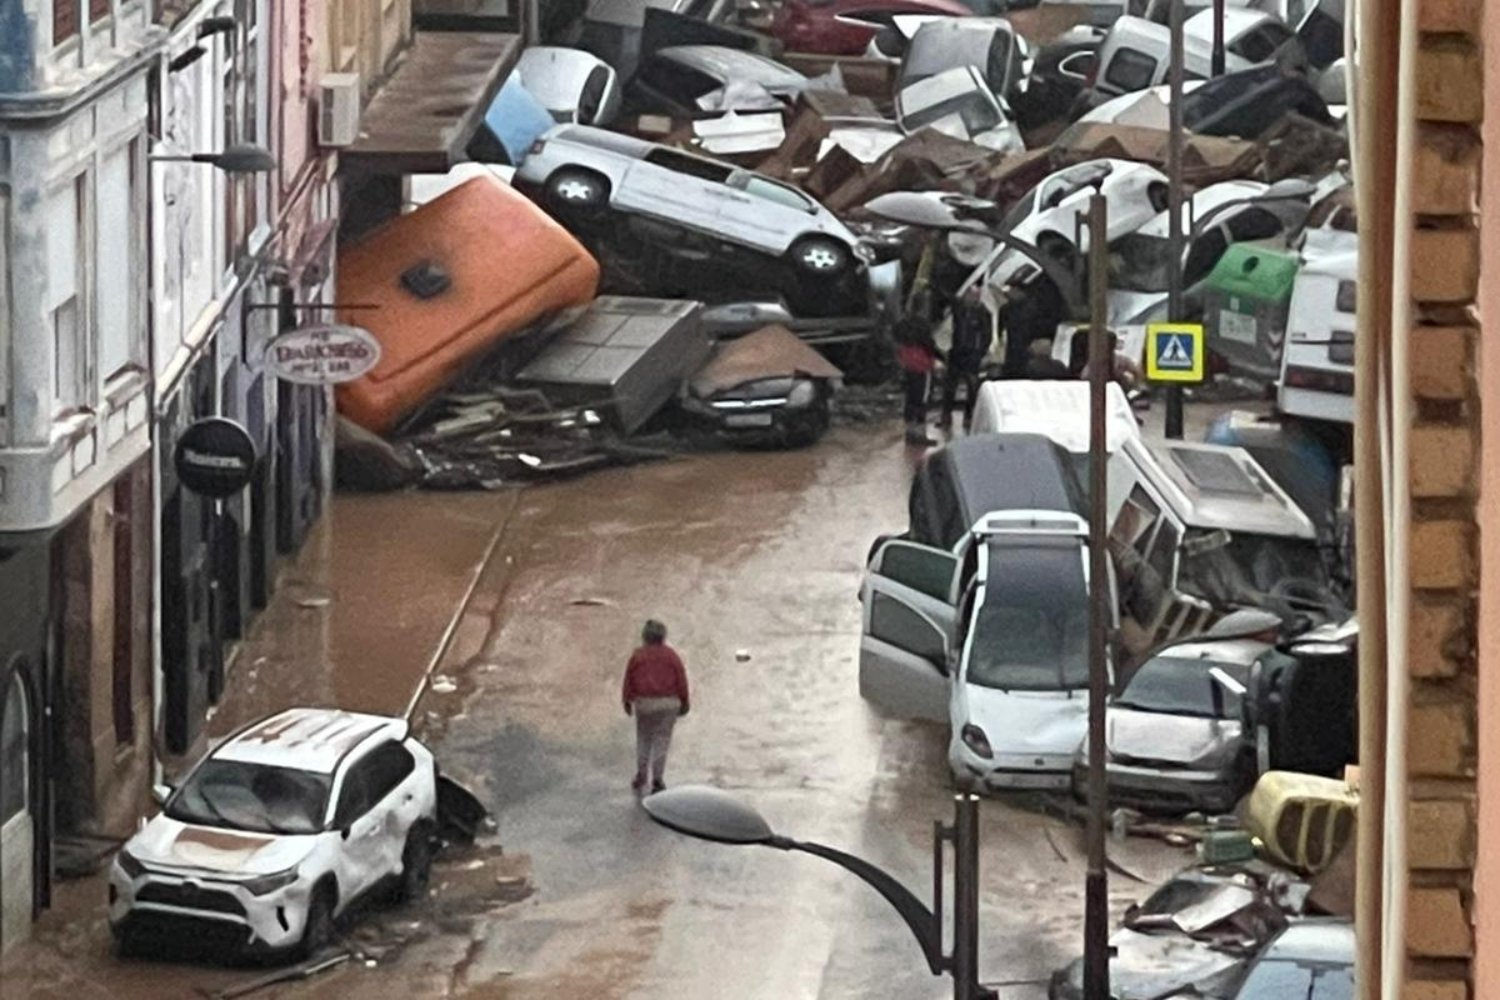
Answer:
1243;771;1359;874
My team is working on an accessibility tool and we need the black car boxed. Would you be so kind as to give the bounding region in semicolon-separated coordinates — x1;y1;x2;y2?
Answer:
908;432;1088;550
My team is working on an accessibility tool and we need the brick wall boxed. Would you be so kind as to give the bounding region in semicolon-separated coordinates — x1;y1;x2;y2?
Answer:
1405;0;1483;991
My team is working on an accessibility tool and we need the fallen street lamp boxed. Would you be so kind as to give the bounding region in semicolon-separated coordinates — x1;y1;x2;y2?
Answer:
642;785;997;1000
149;143;277;174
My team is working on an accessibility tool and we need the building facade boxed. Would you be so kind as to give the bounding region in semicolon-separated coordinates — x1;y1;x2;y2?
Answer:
0;0;162;956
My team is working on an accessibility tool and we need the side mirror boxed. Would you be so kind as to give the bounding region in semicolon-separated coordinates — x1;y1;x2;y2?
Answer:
151;784;172;808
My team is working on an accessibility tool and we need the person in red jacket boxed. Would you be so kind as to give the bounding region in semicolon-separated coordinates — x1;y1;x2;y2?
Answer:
622;619;690;794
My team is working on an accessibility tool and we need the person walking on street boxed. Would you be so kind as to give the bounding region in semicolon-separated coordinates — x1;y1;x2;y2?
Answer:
941;284;994;431
895;292;943;447
622;619;690;795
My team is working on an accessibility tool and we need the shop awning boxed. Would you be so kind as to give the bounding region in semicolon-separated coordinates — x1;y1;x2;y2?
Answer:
342;31;522;175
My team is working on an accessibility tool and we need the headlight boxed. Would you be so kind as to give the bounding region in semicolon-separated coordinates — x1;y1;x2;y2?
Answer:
961;724;993;759
242;868;300;896
786;381;817;408
115;849;147;880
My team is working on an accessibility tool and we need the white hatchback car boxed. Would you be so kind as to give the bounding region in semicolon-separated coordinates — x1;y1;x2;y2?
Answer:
109;708;438;959
516;124;871;278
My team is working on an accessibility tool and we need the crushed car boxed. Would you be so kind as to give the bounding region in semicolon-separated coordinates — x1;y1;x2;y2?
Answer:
897;17;1030;105
770;0;971;56
515;46;624;126
679;323;843;447
110;709;438;960
626;44;809;115
895;65;1026;154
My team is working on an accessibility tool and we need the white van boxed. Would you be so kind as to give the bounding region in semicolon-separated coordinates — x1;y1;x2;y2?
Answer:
1107;436;1331;664
1278;246;1355;424
969;380;1142;481
1082;9;1293;108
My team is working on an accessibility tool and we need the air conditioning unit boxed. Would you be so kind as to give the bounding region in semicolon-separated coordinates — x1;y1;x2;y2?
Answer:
318;73;362;149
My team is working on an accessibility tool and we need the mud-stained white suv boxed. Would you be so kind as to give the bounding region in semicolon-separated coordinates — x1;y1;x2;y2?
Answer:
109;708;438;960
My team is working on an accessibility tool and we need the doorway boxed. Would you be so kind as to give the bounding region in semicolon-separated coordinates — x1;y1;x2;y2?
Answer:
0;668;33;956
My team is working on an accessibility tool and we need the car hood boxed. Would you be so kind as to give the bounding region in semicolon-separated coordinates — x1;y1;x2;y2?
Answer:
126;815;320;876
1105;708;1241;768
960;684;1088;758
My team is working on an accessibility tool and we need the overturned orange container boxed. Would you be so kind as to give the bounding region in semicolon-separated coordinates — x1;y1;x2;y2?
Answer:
335;177;599;434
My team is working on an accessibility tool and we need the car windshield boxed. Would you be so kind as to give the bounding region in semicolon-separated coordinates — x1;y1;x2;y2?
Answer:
966;540;1089;691
167;759;332;836
1234;959;1354;1000
904;90;1002;135
1180;532;1334;614
1109;233;1176;293
1114;654;1251;718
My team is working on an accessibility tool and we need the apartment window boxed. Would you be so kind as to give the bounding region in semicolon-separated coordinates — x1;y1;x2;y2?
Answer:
98;143;138;380
89;0;110;21
46;177;88;415
54;0;80;44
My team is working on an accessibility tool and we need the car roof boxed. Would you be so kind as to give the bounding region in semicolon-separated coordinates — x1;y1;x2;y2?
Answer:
549;123;655;158
1151;636;1274;667
1188;6;1280;38
1258;919;1356;965
657;46;807;87
974;379;1139;454
939;432;1087;520
1125;437;1318;539
215;708;407;774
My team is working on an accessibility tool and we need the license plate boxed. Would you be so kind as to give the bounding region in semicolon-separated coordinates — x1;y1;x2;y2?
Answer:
725;413;774;428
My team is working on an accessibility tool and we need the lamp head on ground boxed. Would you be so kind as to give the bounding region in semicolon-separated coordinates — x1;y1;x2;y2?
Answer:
641;785;781;847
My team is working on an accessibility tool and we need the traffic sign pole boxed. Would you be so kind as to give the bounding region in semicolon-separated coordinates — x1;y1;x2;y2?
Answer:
1166;0;1186;440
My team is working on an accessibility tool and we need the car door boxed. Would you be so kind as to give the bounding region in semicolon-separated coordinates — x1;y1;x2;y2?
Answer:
859;540;961;722
328;754;385;906
721;173;818;254
617;147;736;236
360;740;425;874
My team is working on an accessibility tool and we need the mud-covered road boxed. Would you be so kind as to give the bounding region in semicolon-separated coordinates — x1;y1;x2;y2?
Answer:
0;418;1190;1000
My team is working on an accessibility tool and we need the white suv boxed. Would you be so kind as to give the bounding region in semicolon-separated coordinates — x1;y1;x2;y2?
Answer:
515;124;870;278
109;708;439;959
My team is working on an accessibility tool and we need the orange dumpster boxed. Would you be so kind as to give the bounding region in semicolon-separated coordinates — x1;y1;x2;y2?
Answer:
335;176;599;434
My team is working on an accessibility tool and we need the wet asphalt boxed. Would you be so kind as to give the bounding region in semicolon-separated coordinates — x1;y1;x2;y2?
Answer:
0;416;1195;1000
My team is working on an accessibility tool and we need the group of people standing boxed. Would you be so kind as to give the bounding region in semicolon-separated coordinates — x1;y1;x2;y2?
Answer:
893;270;1145;447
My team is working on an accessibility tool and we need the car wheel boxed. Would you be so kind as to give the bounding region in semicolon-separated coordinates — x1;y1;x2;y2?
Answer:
547;169;609;211
297;884;337;960
396;824;434;904
789;236;851;277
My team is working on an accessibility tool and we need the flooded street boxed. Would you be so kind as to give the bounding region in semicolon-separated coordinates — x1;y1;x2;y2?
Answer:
1;419;1187;1000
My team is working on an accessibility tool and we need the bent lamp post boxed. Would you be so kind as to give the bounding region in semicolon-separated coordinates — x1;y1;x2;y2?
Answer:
149;143;277;174
642;785;996;1000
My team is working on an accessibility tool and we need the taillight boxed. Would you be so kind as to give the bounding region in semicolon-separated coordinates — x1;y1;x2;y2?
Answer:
1284;366;1354;395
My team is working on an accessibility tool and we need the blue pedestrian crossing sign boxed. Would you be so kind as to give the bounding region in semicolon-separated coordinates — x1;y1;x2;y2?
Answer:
1146;323;1206;383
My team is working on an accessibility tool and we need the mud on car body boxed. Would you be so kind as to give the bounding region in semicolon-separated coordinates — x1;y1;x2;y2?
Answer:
109;708;438;960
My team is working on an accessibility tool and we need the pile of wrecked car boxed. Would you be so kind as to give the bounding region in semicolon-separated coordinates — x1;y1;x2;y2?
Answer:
321;0;1355;493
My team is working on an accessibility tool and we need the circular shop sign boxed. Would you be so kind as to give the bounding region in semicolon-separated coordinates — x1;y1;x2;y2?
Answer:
174;418;257;499
265;324;381;385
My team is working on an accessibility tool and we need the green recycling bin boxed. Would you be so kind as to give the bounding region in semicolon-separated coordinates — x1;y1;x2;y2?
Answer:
1202;245;1300;381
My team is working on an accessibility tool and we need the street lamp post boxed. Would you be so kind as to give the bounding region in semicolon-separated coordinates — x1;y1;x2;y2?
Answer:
642;785;996;1000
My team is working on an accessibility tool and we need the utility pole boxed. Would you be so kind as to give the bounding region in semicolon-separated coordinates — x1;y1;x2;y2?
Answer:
1083;194;1111;1000
1164;0;1187;440
1211;0;1226;76
951;794;982;1000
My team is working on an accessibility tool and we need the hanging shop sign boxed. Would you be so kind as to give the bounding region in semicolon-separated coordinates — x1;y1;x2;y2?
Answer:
264;324;381;385
174;418;257;498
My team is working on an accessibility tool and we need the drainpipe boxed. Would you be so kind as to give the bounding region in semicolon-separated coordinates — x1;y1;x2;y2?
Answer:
1350;0;1390;991
1380;0;1419;990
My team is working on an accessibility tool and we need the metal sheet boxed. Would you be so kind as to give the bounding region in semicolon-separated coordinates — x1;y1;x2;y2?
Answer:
689;325;842;397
